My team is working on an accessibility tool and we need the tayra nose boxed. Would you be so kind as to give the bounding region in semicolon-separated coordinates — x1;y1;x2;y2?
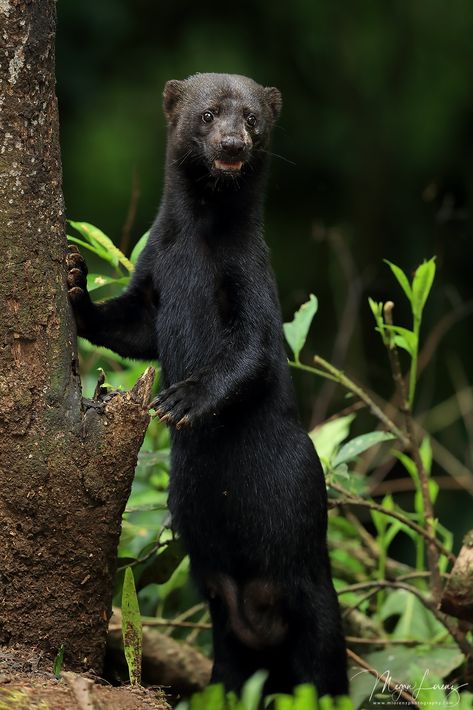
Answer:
220;136;245;156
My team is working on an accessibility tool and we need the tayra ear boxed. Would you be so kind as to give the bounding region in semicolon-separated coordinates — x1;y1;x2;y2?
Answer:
163;80;184;124
265;86;282;121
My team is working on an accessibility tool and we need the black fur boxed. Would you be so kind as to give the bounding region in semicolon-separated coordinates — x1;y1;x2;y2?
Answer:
67;73;348;697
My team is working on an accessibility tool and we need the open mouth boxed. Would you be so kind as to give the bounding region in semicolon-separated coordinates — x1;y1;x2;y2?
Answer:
213;159;243;172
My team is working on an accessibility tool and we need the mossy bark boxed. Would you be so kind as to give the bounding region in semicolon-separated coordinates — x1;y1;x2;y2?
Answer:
0;0;152;672
440;530;473;623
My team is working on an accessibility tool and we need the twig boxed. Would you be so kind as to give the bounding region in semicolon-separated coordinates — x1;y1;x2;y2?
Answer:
120;168;140;256
329;482;455;563
170;602;206;624
344;510;380;561
343;589;379;619
311;228;367;424
141;618;211;631
347;648;418;706
371;475;473;495
384;301;441;601
110;616;211;632
397;571;434;582
116;515;173;572
322;400;367;422
430;435;473;494
339;580;473;657
346;636;442;647
187;609;211;644
163;602;207;637
313;354;408;444
288;360;339;383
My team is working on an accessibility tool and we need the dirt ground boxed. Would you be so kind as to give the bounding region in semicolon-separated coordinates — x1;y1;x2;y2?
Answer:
0;650;170;710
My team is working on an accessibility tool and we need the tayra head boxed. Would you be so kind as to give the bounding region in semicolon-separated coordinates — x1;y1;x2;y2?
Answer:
163;73;282;185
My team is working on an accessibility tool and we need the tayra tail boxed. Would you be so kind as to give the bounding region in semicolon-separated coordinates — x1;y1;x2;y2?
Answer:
207;574;288;650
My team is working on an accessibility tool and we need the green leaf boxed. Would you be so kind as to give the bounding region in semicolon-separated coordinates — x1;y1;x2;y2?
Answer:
130;231;150;265
384;260;413;302
53;643;65;679
393;334;412;355
87;273;130;292
371;507;386;536
380;589;446;641
419;436;432;474
283;294;318;363
137;449;171;467
267;695;292;710
195;684;226;710
383;325;418;357
121;567;142;686
240;670;268;710
368;298;388;345
320;696;353;710
67;234;102;257
368;297;383;321
410;667;447;709
349;646;463;710
137;537;186;588
309;414;355;468
368;298;384;327
394;451;419;484
384;519;406;548
412;257;436;322
458;692;473;709
293;683;318;709
333;431;395;467
69;220;134;273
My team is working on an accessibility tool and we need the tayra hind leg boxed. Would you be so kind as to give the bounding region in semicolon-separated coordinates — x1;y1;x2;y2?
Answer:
286;579;348;698
208;597;257;693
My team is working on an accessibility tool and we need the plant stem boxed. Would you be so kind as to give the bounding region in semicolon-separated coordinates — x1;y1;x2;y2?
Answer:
313;355;408;444
288;359;339;383
409;315;420;407
340;581;473;657
384;302;442;602
347;648;418;706
329;482;454;563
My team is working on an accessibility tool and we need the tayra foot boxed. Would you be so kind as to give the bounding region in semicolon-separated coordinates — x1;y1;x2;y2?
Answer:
150;379;214;429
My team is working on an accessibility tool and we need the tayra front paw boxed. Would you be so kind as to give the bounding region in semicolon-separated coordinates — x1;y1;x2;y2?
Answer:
150;379;214;429
65;245;93;331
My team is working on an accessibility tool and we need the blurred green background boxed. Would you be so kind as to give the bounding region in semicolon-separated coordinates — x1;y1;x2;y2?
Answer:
56;1;473;540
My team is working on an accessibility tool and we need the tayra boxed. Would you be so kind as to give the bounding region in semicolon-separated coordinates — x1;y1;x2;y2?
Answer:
67;73;348;697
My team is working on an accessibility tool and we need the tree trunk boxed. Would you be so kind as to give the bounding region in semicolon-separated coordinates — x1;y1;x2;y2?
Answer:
0;0;152;672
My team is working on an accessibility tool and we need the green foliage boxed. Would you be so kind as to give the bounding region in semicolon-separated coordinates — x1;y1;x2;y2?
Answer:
285;261;471;708
68;220;135;273
53;643;65;680
381;257;436;406
121;567;143;686
130;230;150;265
67;221;150;299
73;237;470;708
283;294;318;364
350;647;465;709
175;674;353;710
333;432;395;467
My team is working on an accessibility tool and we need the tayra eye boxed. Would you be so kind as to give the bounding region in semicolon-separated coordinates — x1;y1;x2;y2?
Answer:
246;114;257;127
202;111;214;123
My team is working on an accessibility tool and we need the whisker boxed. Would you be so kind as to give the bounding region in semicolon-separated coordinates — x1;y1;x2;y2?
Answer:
174;149;192;168
257;148;296;166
